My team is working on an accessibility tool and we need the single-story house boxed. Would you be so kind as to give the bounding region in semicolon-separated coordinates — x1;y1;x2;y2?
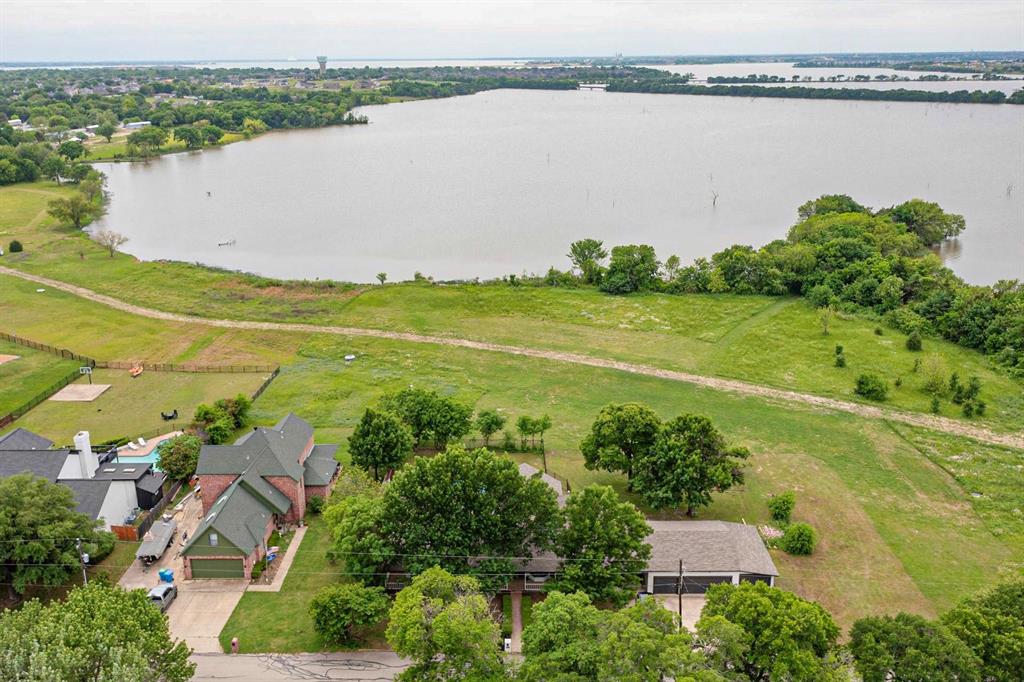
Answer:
0;429;167;531
181;414;338;579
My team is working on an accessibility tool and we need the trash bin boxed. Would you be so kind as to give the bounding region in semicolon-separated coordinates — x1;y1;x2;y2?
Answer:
159;568;174;583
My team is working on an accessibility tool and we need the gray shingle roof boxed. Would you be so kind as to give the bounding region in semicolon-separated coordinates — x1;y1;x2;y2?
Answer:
238;467;291;514
63;479;112;520
518;462;567;507
195;413;312;481
91;462;152;481
137;471;166;495
0;450;69;481
645;520;778;576
0;428;54;451
182;479;273;555
303;444;339;487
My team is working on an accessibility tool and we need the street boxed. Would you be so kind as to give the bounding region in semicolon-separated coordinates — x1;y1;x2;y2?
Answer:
192;652;410;681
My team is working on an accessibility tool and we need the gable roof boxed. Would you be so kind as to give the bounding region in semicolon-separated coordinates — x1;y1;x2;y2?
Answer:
0;428;54;451
0;449;69;481
63;479;112;520
195;413;312;481
182;479;273;555
303;444;339;487
91;462;153;481
645;520;778;576
238;467;291;514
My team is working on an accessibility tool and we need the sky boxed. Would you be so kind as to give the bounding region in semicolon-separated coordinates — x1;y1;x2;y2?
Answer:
2;0;1022;63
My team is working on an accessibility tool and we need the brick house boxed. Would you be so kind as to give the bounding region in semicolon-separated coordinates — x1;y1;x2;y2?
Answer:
181;414;338;579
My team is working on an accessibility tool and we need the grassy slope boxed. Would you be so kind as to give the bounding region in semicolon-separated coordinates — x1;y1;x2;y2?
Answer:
1;182;1019;431
0;339;79;415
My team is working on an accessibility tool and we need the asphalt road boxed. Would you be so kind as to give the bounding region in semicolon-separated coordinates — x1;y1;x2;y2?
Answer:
192;653;410;681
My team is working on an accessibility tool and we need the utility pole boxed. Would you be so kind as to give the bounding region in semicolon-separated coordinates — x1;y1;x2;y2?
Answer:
76;537;88;585
677;559;683;626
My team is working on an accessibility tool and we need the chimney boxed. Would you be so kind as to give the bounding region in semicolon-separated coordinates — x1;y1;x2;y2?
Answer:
74;431;99;479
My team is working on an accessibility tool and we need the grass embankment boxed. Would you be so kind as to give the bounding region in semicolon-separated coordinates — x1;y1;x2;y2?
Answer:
0;339;79;416
84;131;247;162
2;263;1022;633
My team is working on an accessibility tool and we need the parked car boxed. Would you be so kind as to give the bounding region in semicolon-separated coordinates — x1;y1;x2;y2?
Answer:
147;584;178;612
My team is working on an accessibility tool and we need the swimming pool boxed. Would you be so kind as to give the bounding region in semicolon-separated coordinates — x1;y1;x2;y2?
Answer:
114;433;179;470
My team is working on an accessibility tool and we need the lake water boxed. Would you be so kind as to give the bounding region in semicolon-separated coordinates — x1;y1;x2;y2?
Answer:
94;89;1024;285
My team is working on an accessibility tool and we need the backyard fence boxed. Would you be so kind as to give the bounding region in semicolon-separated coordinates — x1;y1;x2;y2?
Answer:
0;329;279;431
112;479;185;542
0;367;83;430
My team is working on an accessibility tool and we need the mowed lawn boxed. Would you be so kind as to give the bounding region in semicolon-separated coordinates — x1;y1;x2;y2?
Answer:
219;517;386;653
247;333;1023;632
6;367;268;444
0;338;79;416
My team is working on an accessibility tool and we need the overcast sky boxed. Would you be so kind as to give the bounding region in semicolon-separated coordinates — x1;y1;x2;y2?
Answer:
2;0;1022;63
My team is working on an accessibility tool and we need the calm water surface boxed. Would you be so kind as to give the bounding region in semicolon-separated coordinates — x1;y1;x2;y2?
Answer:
94;89;1024;284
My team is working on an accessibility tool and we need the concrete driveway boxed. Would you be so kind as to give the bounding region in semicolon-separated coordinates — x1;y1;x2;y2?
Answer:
193;653;410;681
119;493;245;653
655;594;706;631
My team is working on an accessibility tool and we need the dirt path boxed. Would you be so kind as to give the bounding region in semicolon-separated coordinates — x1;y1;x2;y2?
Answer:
3;266;1022;450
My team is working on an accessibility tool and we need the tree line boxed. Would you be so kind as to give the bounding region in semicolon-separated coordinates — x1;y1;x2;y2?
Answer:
547;196;1022;377
607;78;1024;104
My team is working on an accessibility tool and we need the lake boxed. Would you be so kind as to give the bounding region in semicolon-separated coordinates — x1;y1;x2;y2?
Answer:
94;89;1024;285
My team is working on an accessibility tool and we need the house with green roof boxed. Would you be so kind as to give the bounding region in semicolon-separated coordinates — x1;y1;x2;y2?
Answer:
182;414;338;579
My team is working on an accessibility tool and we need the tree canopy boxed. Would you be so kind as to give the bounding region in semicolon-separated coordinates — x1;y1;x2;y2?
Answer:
0;582;194;682
849;612;981;682
580;402;661;487
632;414;749;515
156;433;202;481
386;567;506;682
941;577;1024;682
551;485;651;607
348;408;414;481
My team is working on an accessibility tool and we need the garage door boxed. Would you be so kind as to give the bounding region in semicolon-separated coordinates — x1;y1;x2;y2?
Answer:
190;558;244;578
652;575;734;594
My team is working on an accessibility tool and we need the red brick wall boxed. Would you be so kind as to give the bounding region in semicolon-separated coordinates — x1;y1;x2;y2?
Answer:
305;484;329;500
198;474;239;515
266;475;305;523
298;436;314;465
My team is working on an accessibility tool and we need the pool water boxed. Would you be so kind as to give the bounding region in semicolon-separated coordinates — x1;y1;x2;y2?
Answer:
114;436;175;470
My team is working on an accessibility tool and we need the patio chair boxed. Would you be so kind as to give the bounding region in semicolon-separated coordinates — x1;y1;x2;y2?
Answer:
127;442;139;451
138;437;147;446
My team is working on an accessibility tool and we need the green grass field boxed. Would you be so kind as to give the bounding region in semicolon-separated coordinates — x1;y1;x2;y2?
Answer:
83;131;247;161
2;181;1019;432
4;367;268;444
219;517;387;653
0;339;79;416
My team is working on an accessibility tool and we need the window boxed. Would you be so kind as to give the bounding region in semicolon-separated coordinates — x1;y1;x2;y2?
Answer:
209;533;218;547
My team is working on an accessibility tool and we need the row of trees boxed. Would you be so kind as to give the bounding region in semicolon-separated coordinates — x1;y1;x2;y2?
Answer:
608;78;1024;104
557;195;1022;377
581;403;749;515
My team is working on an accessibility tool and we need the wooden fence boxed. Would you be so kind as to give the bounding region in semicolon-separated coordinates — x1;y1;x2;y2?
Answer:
110;479;184;543
0;330;280;429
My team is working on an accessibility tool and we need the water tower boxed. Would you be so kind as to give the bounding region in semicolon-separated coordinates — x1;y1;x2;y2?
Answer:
316;56;327;79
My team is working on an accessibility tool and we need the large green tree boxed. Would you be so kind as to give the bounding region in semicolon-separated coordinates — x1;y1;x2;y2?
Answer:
474;409;506;447
796;193;868;220
849;612;981;682
886;198;966;245
519;591;713;682
379;388;472;448
632;414;749;516
156;433;202;481
126;126;169;158
174;126;203;149
580;402;661;487
600;244;660;294
698;582;841;681
379;446;560;590
552;485;651;607
348;408;414;481
941;577;1024;682
0;474;104;596
0;582;194;682
58;140;87;160
47;192;101;230
325;494;393;583
386;567;506;682
567;238;608;284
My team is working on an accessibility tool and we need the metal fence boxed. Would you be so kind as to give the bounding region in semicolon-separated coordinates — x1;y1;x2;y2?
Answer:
0;367;83;430
0;331;97;366
96;360;277;373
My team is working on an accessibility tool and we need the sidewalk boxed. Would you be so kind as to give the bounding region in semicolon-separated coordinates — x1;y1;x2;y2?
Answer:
247;525;306;592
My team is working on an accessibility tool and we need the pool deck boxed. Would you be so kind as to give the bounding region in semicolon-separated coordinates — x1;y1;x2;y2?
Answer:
117;430;183;459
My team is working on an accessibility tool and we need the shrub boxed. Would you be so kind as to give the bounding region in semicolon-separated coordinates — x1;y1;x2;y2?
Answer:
767;492;796;525
834;354;846;368
930;397;941;414
307;495;325;514
780;523;817;555
806;284;835;308
834;344;844;356
894;376;903;388
8;240;23;253
310;583;390;644
204;417;234;444
906;331;922;351
874;327;883;335
250;558;267;580
855;374;888;401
